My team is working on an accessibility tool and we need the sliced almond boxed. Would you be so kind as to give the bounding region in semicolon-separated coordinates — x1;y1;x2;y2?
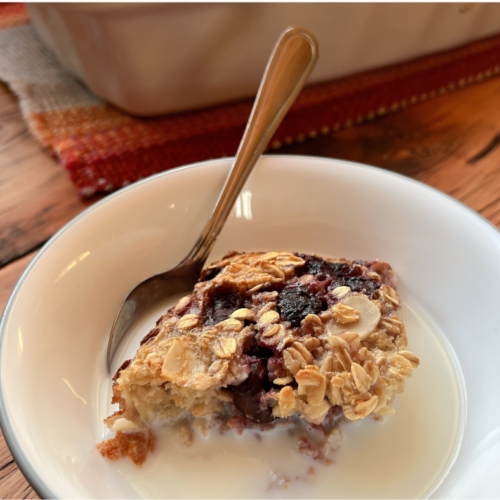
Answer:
161;339;206;384
328;295;381;339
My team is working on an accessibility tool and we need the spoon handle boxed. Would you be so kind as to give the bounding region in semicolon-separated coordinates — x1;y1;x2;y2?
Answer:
184;27;318;269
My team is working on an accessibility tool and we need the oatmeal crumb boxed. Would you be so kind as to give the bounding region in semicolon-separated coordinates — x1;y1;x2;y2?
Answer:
267;471;290;490
175;424;194;447
96;430;155;466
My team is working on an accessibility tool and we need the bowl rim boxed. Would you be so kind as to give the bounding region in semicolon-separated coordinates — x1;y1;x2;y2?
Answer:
0;153;497;499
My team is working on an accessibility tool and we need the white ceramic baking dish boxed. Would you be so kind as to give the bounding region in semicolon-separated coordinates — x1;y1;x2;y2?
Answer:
28;2;500;116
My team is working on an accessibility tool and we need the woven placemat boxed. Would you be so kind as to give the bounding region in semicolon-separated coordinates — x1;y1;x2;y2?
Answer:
2;3;500;197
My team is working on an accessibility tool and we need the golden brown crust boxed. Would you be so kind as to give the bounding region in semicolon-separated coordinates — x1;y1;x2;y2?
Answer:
96;429;155;466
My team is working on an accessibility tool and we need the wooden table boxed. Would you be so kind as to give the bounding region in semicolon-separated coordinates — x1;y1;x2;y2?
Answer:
1;75;500;498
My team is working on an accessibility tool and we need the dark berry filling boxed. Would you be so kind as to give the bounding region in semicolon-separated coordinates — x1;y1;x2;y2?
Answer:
278;286;324;328
339;276;380;295
296;253;381;297
305;276;333;298
140;327;160;346
230;355;274;424
227;338;292;423
244;333;274;359
199;266;223;282
296;254;347;278
113;359;131;381
205;292;242;325
267;356;288;383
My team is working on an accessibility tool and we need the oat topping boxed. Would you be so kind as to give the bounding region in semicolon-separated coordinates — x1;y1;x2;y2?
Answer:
98;251;419;466
332;303;361;324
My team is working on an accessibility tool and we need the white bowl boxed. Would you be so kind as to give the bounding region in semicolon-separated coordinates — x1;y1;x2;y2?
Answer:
1;155;499;498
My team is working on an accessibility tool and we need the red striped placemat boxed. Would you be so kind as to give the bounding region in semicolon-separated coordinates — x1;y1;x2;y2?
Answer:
1;3;500;197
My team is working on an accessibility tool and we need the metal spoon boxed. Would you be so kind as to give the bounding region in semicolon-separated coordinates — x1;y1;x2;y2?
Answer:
107;27;319;372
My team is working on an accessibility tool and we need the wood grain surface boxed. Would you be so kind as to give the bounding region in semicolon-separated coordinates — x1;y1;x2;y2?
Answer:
2;75;500;498
0;82;101;268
